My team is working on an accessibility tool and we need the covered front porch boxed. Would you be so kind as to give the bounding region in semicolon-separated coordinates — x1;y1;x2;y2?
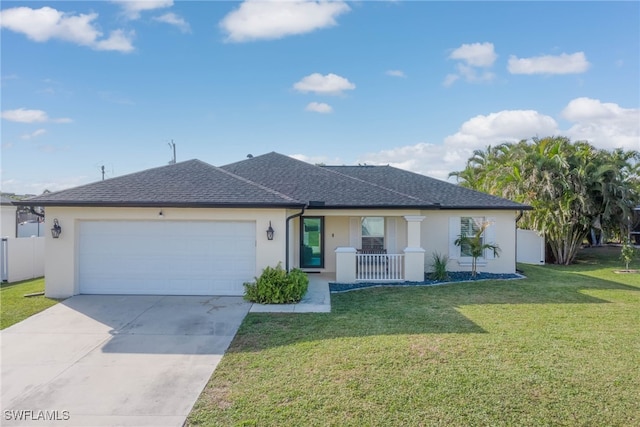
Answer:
289;211;426;283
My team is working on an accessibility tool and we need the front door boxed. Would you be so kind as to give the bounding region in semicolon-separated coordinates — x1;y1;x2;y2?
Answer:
300;217;324;268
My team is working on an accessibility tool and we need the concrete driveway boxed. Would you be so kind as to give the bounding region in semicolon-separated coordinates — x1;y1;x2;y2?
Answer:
1;295;251;427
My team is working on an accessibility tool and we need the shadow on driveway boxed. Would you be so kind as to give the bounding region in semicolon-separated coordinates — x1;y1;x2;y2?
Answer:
1;295;251;426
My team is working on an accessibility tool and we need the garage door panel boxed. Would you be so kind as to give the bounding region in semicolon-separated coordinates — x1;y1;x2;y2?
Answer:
78;221;256;295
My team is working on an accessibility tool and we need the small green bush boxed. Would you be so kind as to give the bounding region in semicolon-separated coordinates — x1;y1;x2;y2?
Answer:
620;239;636;271
244;263;309;304
429;252;450;281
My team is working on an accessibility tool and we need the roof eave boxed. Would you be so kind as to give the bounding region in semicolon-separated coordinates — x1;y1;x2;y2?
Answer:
437;205;533;211
304;204;441;210
304;204;532;211
12;200;305;209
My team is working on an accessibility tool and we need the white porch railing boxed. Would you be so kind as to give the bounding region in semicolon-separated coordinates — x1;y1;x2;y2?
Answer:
356;253;404;281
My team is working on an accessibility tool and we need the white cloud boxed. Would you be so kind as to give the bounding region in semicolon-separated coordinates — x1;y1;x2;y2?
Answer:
508;52;590;75
152;12;191;33
561;97;639;150
293;73;355;95
356;99;639;181
220;0;350;42
21;129;47;140
1;175;89;194
455;64;495;84
0;6;134;52
442;74;459;87
445;42;497;86
305;102;333;113
112;0;173;20
386;70;406;78
94;29;135;53
357;142;464;181
445;110;559;148
360;110;559;180
1;108;72;124
449;42;497;67
289;153;343;166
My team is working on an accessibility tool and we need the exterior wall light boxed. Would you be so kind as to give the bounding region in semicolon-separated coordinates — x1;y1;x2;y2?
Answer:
51;219;62;238
266;221;275;240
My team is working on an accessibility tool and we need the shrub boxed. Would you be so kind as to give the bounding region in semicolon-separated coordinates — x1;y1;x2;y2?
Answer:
429;252;450;281
620;239;636;271
244;263;309;304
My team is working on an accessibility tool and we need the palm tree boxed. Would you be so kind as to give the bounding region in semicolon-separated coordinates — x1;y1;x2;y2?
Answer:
451;137;640;265
454;222;500;277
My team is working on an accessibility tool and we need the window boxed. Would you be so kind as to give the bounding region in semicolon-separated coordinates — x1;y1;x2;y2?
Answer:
449;216;496;262
361;217;384;251
460;217;484;257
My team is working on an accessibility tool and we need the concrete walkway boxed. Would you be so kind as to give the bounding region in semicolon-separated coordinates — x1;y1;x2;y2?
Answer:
250;273;332;313
1;295;251;427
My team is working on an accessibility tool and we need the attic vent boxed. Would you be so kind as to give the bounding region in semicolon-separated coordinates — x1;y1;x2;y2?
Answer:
247;154;253;158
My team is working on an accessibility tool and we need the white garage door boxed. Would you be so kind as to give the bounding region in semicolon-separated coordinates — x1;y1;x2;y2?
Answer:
78;221;256;295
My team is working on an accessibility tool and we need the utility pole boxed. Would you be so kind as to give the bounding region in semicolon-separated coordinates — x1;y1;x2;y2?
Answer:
168;140;176;164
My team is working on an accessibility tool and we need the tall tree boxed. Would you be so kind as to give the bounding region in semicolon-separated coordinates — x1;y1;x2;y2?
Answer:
451;137;639;265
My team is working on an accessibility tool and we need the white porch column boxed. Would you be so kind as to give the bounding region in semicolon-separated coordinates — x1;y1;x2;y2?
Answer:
404;215;426;282
404;215;425;248
335;247;357;283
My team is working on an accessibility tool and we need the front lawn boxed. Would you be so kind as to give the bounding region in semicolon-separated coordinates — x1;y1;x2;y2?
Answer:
0;277;60;329
188;246;640;426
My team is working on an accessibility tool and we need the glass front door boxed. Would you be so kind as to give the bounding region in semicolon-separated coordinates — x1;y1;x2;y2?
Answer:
301;217;324;268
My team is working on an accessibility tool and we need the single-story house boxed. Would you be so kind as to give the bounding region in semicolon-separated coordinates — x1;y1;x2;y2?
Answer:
16;152;531;298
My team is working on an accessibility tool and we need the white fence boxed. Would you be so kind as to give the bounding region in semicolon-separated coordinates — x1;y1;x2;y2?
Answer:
517;229;545;265
356;253;404;281
18;221;46;238
0;237;45;283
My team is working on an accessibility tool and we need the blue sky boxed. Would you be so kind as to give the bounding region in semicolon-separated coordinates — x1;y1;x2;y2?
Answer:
2;1;639;195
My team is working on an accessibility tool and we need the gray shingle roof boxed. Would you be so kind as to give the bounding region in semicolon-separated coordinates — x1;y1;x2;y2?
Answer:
324;165;529;210
1;196;14;206
14;159;303;208
14;152;530;210
221;152;434;208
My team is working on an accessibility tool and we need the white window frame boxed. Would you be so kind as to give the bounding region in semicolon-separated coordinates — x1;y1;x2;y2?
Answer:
449;215;496;266
361;216;385;251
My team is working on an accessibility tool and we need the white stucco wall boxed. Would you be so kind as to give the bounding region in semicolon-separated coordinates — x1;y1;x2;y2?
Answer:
45;206;521;297
302;209;520;276
44;207;287;298
421;209;519;275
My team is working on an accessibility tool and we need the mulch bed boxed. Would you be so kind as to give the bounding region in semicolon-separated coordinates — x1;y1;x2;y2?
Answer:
330;272;525;293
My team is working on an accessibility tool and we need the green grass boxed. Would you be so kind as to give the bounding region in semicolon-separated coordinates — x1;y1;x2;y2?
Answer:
0;277;60;329
188;246;640;426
